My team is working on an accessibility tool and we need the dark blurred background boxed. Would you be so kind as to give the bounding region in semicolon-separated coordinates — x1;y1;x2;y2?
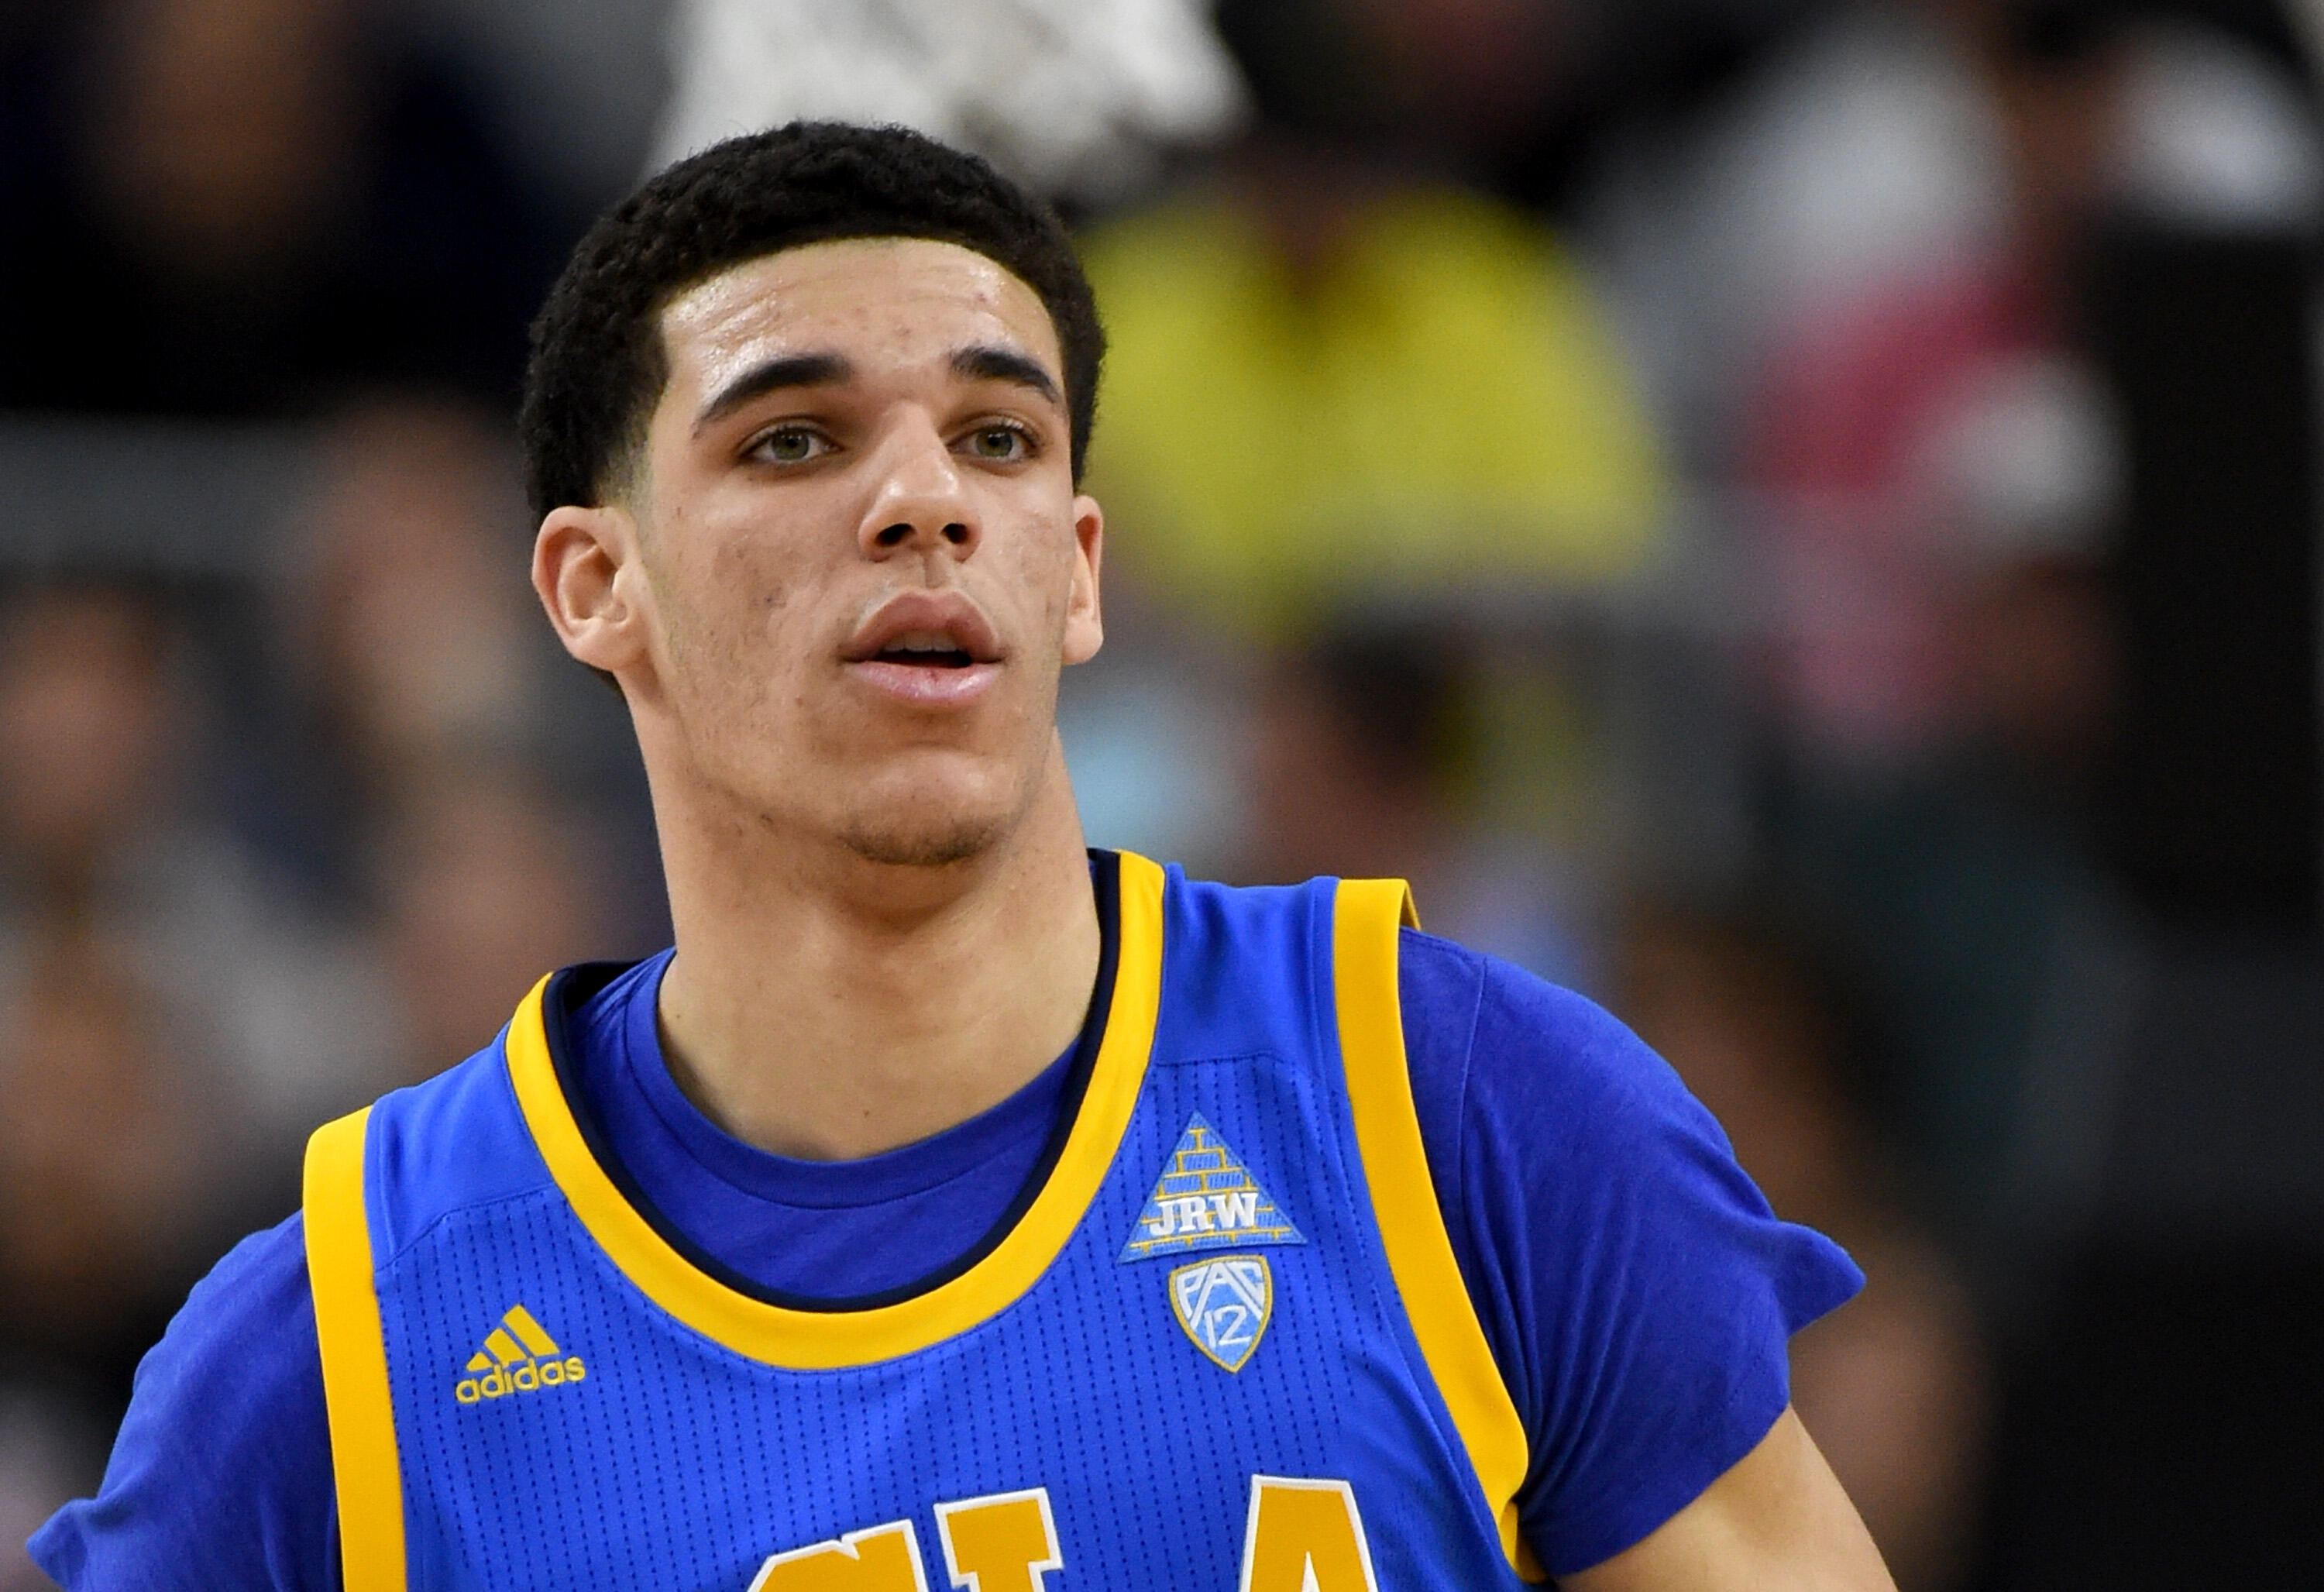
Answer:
3;0;2319;1586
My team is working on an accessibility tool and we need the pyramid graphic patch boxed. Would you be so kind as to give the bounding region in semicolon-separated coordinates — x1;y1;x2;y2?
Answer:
453;1305;588;1404
1119;1114;1305;1262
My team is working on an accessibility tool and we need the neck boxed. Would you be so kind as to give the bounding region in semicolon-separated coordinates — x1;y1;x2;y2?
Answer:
649;741;1102;1160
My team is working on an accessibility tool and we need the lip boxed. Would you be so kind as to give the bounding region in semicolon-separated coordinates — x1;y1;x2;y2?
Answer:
841;588;1005;709
842;589;1004;665
845;656;1003;707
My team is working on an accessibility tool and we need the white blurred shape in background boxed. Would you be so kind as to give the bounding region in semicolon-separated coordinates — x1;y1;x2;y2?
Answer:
2118;24;2324;228
1913;352;2123;569
651;0;1246;204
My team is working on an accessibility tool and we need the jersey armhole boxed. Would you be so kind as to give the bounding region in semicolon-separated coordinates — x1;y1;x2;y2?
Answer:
1332;879;1547;1583
304;1106;409;1592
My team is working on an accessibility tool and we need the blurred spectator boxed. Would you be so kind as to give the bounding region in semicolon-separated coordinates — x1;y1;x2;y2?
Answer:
0;0;571;418
1616;898;1989;1591
1586;0;2322;469
0;779;245;1592
372;758;624;1084
1236;617;1600;987
280;401;546;820
274;397;667;953
0;582;174;913
651;0;1245;207
0;576;394;1185
1080;0;1669;636
0;937;229;1388
0;929;235;1588
1743;0;2136;764
1748;535;2122;1238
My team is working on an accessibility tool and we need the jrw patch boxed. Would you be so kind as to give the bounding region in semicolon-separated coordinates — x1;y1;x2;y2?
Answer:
1119;1114;1305;1263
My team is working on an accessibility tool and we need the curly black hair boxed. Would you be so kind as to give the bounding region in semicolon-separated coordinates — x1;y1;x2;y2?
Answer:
518;122;1105;519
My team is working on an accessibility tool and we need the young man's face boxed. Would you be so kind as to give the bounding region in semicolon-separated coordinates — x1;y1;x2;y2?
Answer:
600;237;1102;867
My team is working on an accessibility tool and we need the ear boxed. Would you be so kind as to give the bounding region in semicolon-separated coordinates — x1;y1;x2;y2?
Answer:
1061;493;1104;666
533;504;653;683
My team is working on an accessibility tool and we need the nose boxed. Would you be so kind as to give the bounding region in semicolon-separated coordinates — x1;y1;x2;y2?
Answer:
858;412;979;562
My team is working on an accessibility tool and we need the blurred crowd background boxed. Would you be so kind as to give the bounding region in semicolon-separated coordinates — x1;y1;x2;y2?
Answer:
3;0;2320;1585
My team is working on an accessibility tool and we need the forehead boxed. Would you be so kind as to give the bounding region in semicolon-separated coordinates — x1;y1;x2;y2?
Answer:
656;238;1062;401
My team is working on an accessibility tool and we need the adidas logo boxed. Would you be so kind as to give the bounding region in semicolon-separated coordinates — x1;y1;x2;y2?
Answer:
453;1305;587;1405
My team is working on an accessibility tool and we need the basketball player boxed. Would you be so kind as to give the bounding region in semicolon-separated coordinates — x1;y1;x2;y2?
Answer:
33;124;1892;1590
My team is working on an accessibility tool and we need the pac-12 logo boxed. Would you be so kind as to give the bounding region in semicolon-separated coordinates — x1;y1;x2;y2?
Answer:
1169;1255;1273;1372
453;1304;586;1404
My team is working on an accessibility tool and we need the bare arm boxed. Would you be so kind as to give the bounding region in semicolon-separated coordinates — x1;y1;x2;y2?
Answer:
1562;1407;1896;1592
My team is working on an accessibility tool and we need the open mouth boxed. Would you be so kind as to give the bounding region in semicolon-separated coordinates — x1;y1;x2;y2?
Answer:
842;597;1003;706
873;631;978;669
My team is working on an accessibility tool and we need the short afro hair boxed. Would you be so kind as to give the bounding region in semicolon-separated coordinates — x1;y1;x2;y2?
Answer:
518;122;1105;520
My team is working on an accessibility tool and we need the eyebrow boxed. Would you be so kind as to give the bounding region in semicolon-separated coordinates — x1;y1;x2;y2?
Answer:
952;345;1061;406
692;352;852;435
690;344;1063;438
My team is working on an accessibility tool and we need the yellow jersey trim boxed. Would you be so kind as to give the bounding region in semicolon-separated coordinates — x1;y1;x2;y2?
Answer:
1332;879;1545;1582
504;851;1169;1370
303;1106;408;1592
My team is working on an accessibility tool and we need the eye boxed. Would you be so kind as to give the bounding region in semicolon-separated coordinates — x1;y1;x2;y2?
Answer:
748;425;831;465
962;424;1032;462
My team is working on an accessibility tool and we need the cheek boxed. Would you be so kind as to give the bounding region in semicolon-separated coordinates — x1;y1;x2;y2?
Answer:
707;524;793;610
663;530;801;668
1003;525;1080;632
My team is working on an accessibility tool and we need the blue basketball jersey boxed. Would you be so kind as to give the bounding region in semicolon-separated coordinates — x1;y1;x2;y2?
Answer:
302;854;1542;1590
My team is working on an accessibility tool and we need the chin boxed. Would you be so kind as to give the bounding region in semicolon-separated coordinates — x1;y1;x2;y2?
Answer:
835;810;1011;869
827;752;1031;868
804;735;1056;871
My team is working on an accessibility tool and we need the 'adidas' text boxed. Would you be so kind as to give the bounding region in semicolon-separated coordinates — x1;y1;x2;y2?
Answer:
453;1304;587;1405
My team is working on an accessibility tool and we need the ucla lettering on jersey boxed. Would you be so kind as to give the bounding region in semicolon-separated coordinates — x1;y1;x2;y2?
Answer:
302;852;1545;1589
